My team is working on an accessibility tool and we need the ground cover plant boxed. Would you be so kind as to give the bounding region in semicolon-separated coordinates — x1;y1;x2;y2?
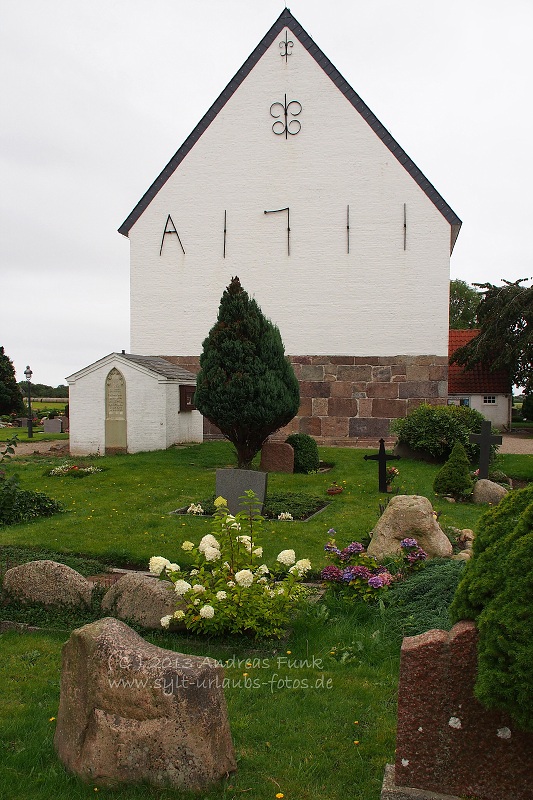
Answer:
0;441;530;799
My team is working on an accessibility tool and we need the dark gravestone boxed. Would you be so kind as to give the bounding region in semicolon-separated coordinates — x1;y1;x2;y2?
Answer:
364;438;400;492
43;418;63;434
259;442;294;473
215;469;268;515
469;420;502;479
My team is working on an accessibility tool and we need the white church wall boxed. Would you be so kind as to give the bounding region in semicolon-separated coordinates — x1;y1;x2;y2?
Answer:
129;27;451;361
165;383;203;446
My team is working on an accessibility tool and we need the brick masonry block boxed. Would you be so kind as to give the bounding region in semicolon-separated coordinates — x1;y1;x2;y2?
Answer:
399;381;439;399
391;375;407;382
299;416;322;436
349;417;391;438
328;398;359;417
299;381;331;398
391;364;407;376
337;365;372;381
372;366;392;382
406;365;430;381
372;399;407;417
301;364;325;380
325;356;355;365
429;365;448;381
437;381;448;397
357;398;373;417
321;416;349;438
312;397;329;416
366;383;399;399
298;398;312;416
330;381;354;398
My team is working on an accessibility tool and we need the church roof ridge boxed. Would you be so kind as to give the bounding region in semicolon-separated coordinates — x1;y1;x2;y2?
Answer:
118;8;461;251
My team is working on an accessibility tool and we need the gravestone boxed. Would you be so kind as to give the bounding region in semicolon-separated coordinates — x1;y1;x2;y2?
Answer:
54;617;236;790
44;418;63;433
469;420;502;479
215;469;268;514
364;438;400;492
101;573;182;630
382;621;533;800
259;441;294;473
105;368;127;453
3;560;93;608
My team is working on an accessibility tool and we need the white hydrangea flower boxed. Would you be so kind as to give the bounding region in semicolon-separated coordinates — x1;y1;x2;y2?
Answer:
199;534;220;553
256;564;270;575
278;512;293;521
237;534;252;551
203;545;222;562
258;577;268;584
216;590;227;600
199;604;215;619
167;563;181;573
160;614;173;629
190;569;199;576
192;584;206;593
227;580;235;588
253;547;263;558
194;599;200;606
276;587;285;595
149;556;171;575
268;589;276;598
223;561;231;569
181;541;195;551
173;610;185;620
226;514;241;530
235;569;254;588
174;579;192;596
187;503;204;515
277;549;296;567
289;558;312;577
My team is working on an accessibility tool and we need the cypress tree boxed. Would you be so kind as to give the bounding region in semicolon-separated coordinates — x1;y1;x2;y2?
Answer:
0;347;24;415
194;277;300;469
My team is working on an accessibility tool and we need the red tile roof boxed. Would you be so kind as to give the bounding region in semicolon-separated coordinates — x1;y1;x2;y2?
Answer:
448;330;511;394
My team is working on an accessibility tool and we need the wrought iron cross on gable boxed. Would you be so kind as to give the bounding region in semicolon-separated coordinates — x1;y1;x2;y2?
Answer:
364;439;400;493
469;420;502;479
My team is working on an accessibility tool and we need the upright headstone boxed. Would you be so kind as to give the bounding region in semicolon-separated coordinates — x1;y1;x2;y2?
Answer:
382;621;533;800
105;368;127;453
469;420;502;479
215;469;268;515
259;442;294;473
44;418;63;433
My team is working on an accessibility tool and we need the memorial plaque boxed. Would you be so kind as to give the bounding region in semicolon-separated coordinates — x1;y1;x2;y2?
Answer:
105;369;127;452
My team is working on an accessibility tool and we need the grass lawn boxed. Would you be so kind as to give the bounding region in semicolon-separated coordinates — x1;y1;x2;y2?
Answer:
0;429;69;443
0;441;530;800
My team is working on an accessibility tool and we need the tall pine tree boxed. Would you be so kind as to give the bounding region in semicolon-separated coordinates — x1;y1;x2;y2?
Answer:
0;347;24;415
195;277;300;468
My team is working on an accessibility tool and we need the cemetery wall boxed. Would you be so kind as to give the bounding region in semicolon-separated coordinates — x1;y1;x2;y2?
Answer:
165;354;448;446
128;30;451;365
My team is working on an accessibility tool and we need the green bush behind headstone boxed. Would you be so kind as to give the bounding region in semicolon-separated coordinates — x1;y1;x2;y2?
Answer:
433;441;473;499
285;433;320;474
450;484;533;732
391;403;489;461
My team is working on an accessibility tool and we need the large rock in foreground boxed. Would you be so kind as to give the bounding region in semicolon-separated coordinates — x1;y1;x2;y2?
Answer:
367;495;452;560
54;618;236;790
101;572;178;629
3;560;93;607
472;478;508;505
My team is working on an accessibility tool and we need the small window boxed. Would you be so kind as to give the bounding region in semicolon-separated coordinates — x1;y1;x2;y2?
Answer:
483;396;496;405
179;385;196;411
459;398;470;407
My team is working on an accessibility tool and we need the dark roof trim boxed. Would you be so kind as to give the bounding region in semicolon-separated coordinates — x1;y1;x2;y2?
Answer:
118;8;462;252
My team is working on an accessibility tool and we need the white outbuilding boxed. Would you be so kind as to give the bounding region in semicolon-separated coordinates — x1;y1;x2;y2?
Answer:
67;353;202;455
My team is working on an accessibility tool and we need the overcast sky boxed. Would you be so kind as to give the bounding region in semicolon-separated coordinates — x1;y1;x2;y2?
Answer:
2;0;532;387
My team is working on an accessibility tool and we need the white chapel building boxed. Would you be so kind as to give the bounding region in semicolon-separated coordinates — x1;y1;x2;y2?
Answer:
68;8;461;455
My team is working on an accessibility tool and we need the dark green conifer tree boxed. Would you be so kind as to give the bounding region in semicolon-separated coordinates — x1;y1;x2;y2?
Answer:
194;277;300;469
0;347;24;415
433;440;473;499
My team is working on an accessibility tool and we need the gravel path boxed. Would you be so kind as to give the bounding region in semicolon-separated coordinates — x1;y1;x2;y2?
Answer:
6;435;533;458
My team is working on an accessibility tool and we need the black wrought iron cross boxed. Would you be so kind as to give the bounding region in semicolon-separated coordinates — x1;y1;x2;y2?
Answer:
364;439;400;493
279;30;294;61
469;420;502;479
264;207;290;255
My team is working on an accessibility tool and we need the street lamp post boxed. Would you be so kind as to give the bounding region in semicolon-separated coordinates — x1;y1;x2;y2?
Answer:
24;365;33;439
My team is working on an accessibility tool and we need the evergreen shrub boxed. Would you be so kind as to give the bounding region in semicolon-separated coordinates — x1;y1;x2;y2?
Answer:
521;393;533;420
450;485;533;731
0;474;62;526
285;433;320;473
433;441;473;498
391;403;490;461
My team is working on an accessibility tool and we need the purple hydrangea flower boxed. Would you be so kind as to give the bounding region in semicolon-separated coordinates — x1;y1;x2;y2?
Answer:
401;538;419;549
320;565;344;582
342;565;372;582
324;543;342;555
368;575;385;589
327;528;336;535
406;548;427;564
339;541;365;560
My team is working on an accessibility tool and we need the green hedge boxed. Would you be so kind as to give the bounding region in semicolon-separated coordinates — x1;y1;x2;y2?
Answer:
391;403;490;461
